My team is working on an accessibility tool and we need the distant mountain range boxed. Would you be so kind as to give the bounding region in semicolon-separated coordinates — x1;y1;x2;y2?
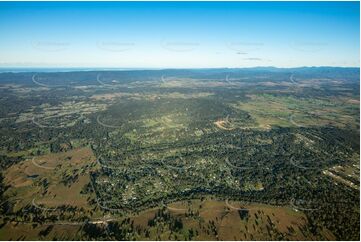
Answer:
0;66;359;73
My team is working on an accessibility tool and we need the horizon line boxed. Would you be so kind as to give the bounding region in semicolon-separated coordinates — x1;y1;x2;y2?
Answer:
0;65;359;70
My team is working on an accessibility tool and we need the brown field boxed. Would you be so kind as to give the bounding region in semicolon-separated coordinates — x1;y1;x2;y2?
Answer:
130;198;335;240
0;222;82;241
214;119;234;130
4;147;98;211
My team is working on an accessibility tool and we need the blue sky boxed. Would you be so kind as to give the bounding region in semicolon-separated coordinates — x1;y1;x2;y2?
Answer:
0;1;359;68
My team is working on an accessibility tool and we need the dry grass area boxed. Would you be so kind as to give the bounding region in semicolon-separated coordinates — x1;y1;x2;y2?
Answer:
214;116;269;131
130;198;335;240
4;147;98;211
214;119;234;130
0;222;82;240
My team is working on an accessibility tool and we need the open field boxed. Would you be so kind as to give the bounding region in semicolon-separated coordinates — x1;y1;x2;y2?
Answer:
232;94;359;129
0;222;83;241
4;147;98;211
